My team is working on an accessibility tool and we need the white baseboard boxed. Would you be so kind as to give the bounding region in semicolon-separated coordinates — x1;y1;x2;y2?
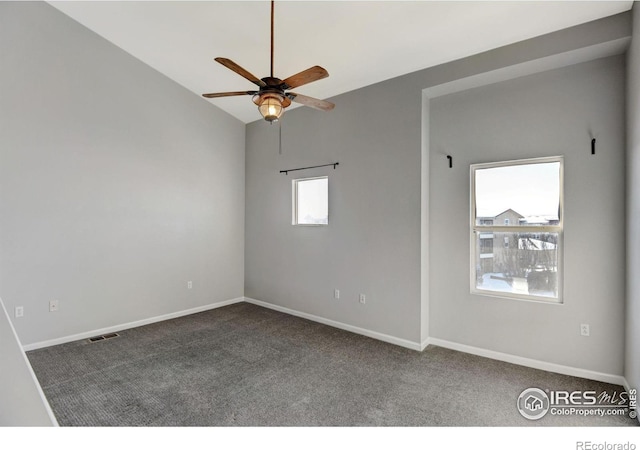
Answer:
426;337;627;387
22;297;245;351
244;299;630;389
22;295;633;398
0;297;58;426
623;377;632;394
243;297;422;351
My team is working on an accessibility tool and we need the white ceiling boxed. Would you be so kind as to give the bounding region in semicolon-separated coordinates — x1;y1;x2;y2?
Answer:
48;1;633;124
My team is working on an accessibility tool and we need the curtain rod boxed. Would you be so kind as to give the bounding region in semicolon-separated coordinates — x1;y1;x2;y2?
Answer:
280;162;339;175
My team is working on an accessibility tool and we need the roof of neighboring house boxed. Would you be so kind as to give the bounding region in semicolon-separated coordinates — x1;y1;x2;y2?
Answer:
478;210;560;224
495;208;525;218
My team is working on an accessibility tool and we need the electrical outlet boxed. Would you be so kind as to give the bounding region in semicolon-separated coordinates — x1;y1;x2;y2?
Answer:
49;300;59;312
359;294;366;304
187;281;193;289
334;289;340;299
580;324;590;337
15;306;24;318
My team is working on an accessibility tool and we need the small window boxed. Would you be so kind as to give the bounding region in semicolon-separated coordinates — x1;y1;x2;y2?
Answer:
292;176;328;225
471;156;563;302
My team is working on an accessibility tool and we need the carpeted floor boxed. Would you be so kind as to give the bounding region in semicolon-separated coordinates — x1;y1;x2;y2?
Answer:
27;302;637;427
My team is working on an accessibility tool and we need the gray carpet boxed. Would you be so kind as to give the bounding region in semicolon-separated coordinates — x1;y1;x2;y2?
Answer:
27;302;637;427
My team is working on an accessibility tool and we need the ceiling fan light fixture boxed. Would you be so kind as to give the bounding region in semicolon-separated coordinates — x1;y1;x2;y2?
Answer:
255;92;285;123
202;0;334;122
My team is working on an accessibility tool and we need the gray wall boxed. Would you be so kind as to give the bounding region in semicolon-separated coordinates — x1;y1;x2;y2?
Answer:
626;3;640;394
429;56;625;375
1;1;631;385
245;12;630;359
0;2;245;346
0;297;55;426
245;83;422;343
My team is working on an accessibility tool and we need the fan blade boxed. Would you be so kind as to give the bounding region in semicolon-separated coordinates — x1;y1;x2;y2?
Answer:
282;66;329;89
288;93;334;111
215;57;266;87
202;91;257;98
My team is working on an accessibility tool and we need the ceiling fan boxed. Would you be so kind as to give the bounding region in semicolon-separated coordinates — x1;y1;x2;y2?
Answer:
202;0;335;123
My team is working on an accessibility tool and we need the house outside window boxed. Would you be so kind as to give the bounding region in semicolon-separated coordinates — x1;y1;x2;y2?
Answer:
471;156;563;302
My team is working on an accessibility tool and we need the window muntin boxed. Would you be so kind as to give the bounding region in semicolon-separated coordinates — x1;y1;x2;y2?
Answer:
471;157;563;302
292;176;328;225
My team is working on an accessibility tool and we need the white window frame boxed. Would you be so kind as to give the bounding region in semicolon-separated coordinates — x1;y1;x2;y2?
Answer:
292;176;329;226
470;156;564;303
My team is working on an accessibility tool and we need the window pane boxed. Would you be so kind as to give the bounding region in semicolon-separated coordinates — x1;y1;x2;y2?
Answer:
475;231;559;298
475;162;560;226
296;178;328;225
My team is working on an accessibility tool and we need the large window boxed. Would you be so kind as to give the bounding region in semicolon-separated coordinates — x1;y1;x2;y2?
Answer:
292;176;329;225
471;157;563;302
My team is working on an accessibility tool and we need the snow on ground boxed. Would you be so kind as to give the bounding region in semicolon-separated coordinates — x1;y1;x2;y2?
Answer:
476;273;555;297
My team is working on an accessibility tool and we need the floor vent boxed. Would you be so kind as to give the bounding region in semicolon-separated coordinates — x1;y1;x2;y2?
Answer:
88;332;120;343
